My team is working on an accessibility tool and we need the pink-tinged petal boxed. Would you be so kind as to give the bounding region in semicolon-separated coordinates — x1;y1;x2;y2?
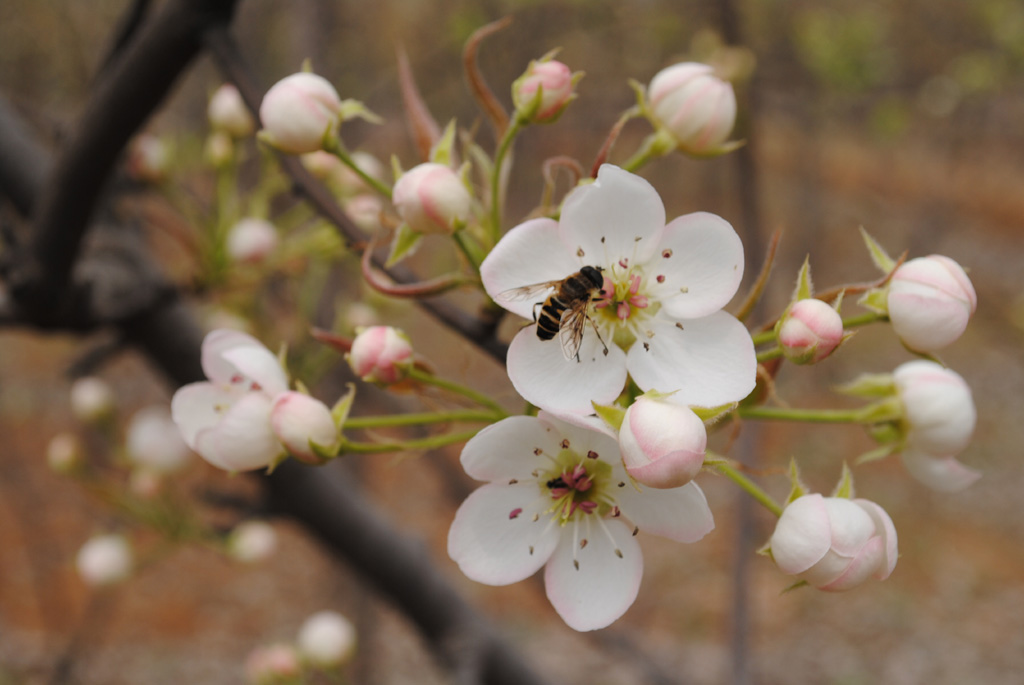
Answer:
799;547;856;588
821;498;877;557
460;416;561;481
221;345;289;396
447;483;561;585
194;392;283;472
170;381;238;449
544;518;643;631
627;312;756;408
770;494;831;575
201;329;267;383
648;212;744;319
507;327;627;416
817;536;886;592
559;165;666;267
901;449;981;492
481;218;580;320
616;481;714;543
854;499;898;579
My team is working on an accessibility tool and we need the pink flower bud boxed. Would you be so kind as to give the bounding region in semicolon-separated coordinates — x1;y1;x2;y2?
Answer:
768;494;897;591
76;534;133;587
301;150;344;180
347;326;413;384
777;298;844;364
204;131;234;168
893;360;975;455
618;397;707;488
208;84;255;138
245;643;301;685
259;72;342;154
887;255;976;352
343;194;383;233
392;163;471;235
126;405;192;474
226;218;279;264
647;62;737;154
126;133;169;182
228;520;278;563
70;376;115;424
269;391;338;464
512;59;575;123
297;610;357;668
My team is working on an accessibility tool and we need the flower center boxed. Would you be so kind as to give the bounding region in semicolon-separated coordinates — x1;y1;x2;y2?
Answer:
539;447;615;524
591;259;659;349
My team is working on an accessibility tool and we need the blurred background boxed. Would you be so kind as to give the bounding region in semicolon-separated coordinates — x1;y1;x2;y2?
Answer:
1;0;1023;683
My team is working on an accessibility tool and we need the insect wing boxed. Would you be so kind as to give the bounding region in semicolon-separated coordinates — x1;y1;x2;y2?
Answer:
495;280;560;305
558;304;590;361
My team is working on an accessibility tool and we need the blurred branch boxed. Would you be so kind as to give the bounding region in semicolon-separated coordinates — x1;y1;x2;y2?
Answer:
0;96;51;218
96;0;155;77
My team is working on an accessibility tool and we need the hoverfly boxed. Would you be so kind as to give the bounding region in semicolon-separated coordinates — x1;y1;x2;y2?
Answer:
498;265;609;361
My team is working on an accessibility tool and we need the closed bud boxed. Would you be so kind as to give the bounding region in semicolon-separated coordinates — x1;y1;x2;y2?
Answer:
127;133;169;182
347;326;414;384
343;194;383;233
208;84;255;138
126;405;192;474
228;520;278;563
512;58;577;123
226;218;279;264
297;610;357;668
204;131;234;168
76;534;133;587
768;494;897;591
300;150;344;180
887;255;976;352
618;396;706;488
894;360;975;455
269;392;338;464
647;62;737;155
392;163;471;235
777;298;845;364
259;72;342;154
70;376;115;425
244;643;301;685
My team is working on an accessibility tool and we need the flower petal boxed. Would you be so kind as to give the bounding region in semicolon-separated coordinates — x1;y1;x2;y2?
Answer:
221;345;290;396
901;449;981;492
854;499;898;580
200;329;267;383
627;312;756;408
480;217;580;320
507;326;627;416
194;392;283;472
448;483;561;585
544;517;643;631
770;494;831;575
537;412;622;461
648;212;744;319
616;481;714;543
460;416;561;481
817;536;885;592
821;498;876;557
170;381;238;449
559;165;666;267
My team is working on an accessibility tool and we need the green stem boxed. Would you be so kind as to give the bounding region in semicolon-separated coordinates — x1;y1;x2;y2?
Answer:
452;228;486;273
756;346;784;363
738;405;866;423
325;138;393;199
340;428;482;454
408;367;507;416
710;458;783;517
842;310;887;328
489;116;523;241
621;129;674;173
751;328;775;347
344;409;502;429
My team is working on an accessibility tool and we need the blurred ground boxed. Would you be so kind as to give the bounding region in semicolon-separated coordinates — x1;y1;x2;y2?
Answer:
1;0;1023;683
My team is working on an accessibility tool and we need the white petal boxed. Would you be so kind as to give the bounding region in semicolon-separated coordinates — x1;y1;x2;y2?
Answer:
507;326;627;416
854;499;898;580
480;217;580;320
901;449;981;492
201;329;267;383
616;481;714;543
821;498;876;556
170;381;235;449
648;212;744;319
195;392;283;472
221;345;289;396
770;494;831;575
447;483;561;586
817;536;885;591
460;416;561;481
544;517;643;631
627;312;756;408
537;412;622;461
559;165;666;267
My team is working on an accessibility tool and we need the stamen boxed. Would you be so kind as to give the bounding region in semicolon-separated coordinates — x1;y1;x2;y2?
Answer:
676;322;684;330
580;539;588;549
587;450;599;459
662;248;673;258
656;274;666;283
529;545;535;555
509;508;523;520
561;439;570;449
508;478;518;485
594;517;625;560
577;247;585;257
632;526;639;536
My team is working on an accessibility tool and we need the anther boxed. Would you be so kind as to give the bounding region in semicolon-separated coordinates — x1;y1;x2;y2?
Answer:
529;545;534;555
632;526;639;537
560;439;570;449
580;539;588;549
614;549;624;559
587;450;599;459
675;322;684;330
577;247;585;257
643;342;650;351
509;508;523;520
656;274;666;283
679;286;689;293
533;447;543;456
574;560;580;570
508;478;518;485
662;248;673;258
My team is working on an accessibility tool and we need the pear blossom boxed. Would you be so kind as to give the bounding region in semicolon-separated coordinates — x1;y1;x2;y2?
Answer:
171;330;289;472
70;376;115;424
208;84;255;138
259;72;342;154
392;162;471;235
297;610;357;667
777;298;845;364
893;360;979;491
226;218;279;264
76;534;133;587
768;494;897;591
448;413;714;631
347;326;413;384
228;520;279;563
482;164;756;417
887;255;976;353
269;391;337;464
126;405;192;474
512;58;577;123
647;63;737;155
618;395;707;488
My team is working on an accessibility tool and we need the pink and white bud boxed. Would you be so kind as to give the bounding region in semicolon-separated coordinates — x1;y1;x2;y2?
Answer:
47;432;83;474
204;131;234;168
126;405;192;474
76;534;133;587
647;62;737;155
226;218;279;264
777;298;845;364
512;59;576;123
343;194;383;233
300;150;344;180
126;133;169;182
297;610;357;668
392;163;471;235
894;360;975;455
269;391;338;464
70;376;115;424
347;326;413;384
259;72;342;154
244;643;302;685
768;494;897;591
228;520;279;563
208;84;255;138
887;255;976;352
618;397;707;488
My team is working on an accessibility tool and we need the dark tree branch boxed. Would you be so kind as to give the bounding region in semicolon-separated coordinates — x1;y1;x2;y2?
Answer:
96;0;155;77
0;96;50;218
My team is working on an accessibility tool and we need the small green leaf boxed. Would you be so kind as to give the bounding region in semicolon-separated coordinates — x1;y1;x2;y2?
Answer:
794;255;814;300
854;443;899;466
857;287;891;315
693;402;738;424
339;99;384;125
429;119;457;166
592;401;626;433
835;372;896;398
331;383;357;427
387;223;423;266
780;579;810;594
831;462;855;499
859;227;896;274
785;458;809;505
